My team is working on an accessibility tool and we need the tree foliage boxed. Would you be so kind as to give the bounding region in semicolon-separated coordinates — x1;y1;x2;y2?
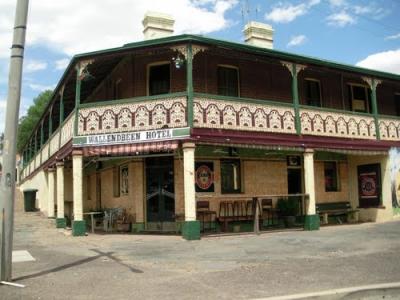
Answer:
17;90;53;153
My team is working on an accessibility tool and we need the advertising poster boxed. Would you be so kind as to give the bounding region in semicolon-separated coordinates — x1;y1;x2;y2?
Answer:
195;162;214;193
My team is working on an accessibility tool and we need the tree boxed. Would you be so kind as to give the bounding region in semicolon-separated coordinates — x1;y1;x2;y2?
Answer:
17;90;53;153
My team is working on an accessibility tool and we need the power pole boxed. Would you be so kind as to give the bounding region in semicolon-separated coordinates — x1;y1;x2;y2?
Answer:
0;0;29;282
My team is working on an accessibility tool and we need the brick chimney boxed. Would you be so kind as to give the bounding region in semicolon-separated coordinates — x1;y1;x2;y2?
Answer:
243;21;274;49
142;12;175;40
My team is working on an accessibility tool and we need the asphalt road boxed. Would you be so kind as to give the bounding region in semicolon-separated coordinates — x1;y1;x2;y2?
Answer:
1;210;400;299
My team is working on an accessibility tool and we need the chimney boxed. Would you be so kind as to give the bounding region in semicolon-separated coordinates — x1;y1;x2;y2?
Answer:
243;21;274;49
142;12;175;40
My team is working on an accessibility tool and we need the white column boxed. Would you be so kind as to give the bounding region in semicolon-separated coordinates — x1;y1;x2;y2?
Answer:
304;149;316;215
72;151;83;221
47;168;56;218
183;142;196;221
56;162;65;219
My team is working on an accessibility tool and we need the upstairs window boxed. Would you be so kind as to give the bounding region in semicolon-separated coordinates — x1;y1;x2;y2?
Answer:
304;79;321;107
221;159;241;194
113;78;122;100
395;94;400;116
324;161;340;192
218;66;239;97
349;84;371;113
149;63;170;96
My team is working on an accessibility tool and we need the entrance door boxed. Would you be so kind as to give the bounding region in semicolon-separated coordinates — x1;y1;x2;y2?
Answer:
146;157;175;224
287;168;302;194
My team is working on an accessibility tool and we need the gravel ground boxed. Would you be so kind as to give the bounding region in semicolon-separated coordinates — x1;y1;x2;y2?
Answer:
1;208;400;300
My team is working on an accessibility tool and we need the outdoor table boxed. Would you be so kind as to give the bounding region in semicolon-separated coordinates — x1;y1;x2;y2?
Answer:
83;212;103;233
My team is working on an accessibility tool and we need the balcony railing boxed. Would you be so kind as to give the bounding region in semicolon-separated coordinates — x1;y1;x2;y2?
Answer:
77;93;187;136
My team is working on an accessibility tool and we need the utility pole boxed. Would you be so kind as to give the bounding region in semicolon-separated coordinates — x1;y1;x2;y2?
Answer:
0;0;29;282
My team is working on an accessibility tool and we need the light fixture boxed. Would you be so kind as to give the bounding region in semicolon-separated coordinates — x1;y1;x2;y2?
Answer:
172;54;185;69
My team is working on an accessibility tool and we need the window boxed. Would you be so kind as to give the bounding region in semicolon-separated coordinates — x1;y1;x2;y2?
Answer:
304;79;321;107
221;160;241;193
349;84;371;113
218;66;239;97
395;94;400;116
324;162;339;192
113;167;120;197
120;165;129;195
113;78;122;100
148;63;170;96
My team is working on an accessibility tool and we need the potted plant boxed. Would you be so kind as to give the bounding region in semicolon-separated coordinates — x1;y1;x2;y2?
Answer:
276;197;299;227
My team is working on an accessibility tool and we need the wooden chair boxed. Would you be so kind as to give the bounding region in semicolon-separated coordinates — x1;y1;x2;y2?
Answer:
218;201;234;232
260;198;276;227
196;201;217;232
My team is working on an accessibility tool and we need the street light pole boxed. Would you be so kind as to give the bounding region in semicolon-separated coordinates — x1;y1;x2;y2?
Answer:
0;0;29;282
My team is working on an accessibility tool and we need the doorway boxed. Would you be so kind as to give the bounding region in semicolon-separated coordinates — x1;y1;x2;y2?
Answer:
145;157;175;231
287;168;302;194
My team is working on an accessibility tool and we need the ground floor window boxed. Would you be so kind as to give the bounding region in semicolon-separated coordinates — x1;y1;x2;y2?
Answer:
221;159;241;194
120;165;129;195
324;161;339;192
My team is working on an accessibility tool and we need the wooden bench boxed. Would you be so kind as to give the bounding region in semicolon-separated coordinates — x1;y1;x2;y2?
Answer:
316;202;359;225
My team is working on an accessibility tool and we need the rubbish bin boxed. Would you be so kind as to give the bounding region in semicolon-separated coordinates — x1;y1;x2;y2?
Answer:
23;189;38;212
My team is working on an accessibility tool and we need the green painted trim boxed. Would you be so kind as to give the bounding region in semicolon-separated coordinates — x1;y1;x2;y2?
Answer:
40;122;44;147
78;92;188;109
182;220;201;240
59;95;64;124
74;68;81;137
371;79;380;140
131;223;145;233
378;114;400;121
304;214;320;231
292;63;301;135
72;136;87;145
173;127;190;137
187;43;194;128
193;92;294;108
48;109;53;136
56;218;67;228
72;220;86;236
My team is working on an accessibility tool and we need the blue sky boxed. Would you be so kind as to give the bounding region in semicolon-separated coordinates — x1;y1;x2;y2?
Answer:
0;0;399;132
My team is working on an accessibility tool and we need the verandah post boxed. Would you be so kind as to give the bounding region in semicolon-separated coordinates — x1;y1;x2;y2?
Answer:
303;149;320;230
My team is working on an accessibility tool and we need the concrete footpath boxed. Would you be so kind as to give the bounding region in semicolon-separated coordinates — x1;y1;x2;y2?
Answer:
1;210;400;299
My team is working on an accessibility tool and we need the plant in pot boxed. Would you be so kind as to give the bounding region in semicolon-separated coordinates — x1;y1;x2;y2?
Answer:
276;197;299;227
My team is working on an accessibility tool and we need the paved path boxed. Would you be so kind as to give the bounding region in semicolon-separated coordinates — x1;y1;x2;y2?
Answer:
2;210;400;299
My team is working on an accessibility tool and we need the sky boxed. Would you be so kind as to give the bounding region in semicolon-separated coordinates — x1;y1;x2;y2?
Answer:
0;0;399;133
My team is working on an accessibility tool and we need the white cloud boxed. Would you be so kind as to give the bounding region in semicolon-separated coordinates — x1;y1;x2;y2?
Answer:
329;0;346;7
24;60;47;73
265;0;320;23
55;58;70;70
0;0;238;58
385;33;400;41
356;49;400;75
326;11;355;27
287;35;307;47
28;83;56;92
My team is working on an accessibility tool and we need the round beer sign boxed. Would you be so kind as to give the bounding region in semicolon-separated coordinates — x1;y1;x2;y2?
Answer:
196;164;214;190
361;176;376;196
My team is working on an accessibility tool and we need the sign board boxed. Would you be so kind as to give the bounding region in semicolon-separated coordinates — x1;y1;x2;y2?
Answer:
358;163;381;208
73;127;190;146
195;162;214;193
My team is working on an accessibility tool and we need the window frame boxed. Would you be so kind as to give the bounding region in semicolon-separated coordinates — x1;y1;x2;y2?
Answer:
147;61;171;96
324;161;340;192
220;159;242;194
348;83;371;113
217;64;240;97
304;78;322;107
120;164;129;196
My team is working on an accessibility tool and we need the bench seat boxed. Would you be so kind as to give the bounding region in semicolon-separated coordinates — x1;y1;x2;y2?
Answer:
316;202;359;224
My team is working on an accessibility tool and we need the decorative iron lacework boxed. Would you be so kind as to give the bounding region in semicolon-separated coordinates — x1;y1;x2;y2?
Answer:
379;118;400;141
78;97;187;135
193;97;296;134
60;114;74;147
300;109;376;139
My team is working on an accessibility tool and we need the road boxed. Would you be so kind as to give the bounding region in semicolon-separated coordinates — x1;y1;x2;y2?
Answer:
1;209;400;299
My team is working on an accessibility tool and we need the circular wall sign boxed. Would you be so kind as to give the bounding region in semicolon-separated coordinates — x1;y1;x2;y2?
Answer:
361;176;376;196
196;164;214;190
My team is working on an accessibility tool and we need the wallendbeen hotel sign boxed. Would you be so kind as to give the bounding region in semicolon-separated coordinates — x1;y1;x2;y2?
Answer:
73;127;190;146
